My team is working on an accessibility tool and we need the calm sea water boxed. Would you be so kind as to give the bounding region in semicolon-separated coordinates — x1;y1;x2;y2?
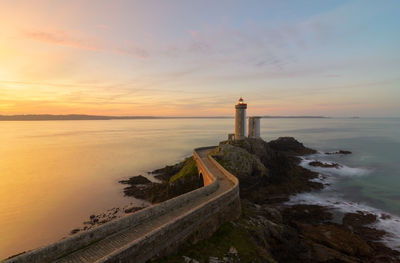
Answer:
1;118;399;258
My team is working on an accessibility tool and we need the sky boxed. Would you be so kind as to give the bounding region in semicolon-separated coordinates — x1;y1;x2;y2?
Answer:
0;0;399;117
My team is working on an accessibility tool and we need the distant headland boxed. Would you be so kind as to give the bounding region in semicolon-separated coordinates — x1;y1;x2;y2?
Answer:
0;114;329;121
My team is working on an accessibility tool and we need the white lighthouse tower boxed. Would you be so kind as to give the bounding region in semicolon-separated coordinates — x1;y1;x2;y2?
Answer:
235;97;247;140
248;116;261;138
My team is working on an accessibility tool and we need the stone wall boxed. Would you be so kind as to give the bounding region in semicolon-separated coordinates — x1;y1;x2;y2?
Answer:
193;146;215;186
4;146;240;263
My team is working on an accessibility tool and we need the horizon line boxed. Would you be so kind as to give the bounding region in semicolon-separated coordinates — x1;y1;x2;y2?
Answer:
0;113;332;120
1;113;390;121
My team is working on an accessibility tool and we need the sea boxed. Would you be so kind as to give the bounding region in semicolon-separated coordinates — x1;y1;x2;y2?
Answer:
0;117;399;259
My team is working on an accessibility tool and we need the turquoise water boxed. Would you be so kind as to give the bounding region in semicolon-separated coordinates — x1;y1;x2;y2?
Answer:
0;118;399;258
276;118;400;249
263;118;400;216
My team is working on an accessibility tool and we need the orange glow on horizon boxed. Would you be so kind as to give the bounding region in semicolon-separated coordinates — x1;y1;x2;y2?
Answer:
0;1;398;118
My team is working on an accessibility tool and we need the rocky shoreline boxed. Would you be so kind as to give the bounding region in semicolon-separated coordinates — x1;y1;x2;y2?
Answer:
119;156;204;203
154;137;400;262
69;156;203;235
71;137;399;262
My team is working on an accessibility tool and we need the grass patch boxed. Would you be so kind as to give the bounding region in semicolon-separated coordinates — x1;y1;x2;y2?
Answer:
169;157;198;184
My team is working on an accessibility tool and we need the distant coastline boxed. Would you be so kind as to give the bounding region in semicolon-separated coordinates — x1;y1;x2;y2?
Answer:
0;114;330;121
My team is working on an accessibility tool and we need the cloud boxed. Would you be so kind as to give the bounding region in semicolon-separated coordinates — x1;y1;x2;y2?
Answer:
24;30;103;51
182;24;304;72
23;29;149;59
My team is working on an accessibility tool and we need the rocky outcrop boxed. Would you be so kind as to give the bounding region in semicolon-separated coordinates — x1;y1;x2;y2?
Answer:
119;175;151;185
222;137;276;165
309;161;341;168
120;156;203;203
212;143;269;191
268;137;317;156
154;137;400;263
212;137;323;203
326;150;352;155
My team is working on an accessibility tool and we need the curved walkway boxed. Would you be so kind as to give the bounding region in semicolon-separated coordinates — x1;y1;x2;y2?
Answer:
4;147;239;263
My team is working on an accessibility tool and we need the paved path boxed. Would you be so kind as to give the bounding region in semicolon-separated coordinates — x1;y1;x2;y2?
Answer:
54;148;234;263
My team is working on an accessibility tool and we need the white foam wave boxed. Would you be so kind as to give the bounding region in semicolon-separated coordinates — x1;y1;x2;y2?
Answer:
289;156;400;251
287;192;400;251
300;158;370;177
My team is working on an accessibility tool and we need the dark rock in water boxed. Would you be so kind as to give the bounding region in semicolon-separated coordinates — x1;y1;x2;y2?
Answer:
119;175;151;185
326;150;352;155
309;161;341;168
151;162;185;181
381;213;391;219
121;184;153;201
343;211;378;227
120;156;203;203
268;137;317;156
342;211;387;242
70;228;80;235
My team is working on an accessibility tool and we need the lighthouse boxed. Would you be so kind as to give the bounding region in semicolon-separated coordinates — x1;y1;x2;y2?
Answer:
235;97;247;140
248;116;261;138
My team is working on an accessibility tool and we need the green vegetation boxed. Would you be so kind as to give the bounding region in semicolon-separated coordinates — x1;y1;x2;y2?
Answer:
169;157;198;184
152;220;274;263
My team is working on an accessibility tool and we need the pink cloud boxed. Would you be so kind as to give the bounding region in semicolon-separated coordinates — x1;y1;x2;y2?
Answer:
24;30;103;51
24;29;149;59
